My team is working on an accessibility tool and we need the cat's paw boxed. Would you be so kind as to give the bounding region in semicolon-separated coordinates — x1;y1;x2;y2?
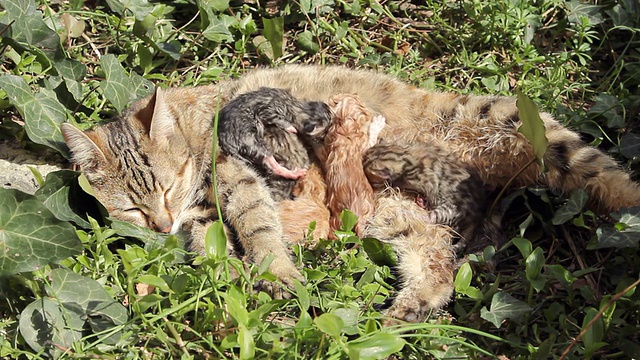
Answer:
258;257;305;299
382;299;429;325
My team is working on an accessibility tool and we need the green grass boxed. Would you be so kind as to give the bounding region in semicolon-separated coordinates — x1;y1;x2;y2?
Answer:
1;0;640;358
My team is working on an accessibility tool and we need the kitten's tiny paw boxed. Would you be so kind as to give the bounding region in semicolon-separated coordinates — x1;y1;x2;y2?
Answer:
285;125;297;134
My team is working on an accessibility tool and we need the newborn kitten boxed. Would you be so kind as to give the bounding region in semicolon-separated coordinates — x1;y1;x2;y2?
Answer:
306;94;386;237
363;141;488;249
217;87;330;183
262;98;331;201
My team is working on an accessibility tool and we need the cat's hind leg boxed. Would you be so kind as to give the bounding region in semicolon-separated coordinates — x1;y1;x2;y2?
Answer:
364;192;456;323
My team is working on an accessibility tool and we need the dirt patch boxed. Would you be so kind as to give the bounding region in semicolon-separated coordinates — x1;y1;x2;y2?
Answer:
0;140;68;195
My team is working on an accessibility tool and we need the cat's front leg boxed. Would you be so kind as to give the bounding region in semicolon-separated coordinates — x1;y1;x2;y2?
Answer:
215;154;304;298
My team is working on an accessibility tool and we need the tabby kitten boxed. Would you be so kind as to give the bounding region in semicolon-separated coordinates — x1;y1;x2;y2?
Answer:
61;86;304;295
218;87;330;180
363;141;490;249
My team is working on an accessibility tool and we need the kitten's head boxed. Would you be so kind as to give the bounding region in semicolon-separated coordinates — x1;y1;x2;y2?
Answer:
298;101;331;139
62;88;204;234
362;144;407;186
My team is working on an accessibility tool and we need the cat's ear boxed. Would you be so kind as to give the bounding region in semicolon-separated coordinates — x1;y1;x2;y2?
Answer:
136;87;175;142
61;123;109;173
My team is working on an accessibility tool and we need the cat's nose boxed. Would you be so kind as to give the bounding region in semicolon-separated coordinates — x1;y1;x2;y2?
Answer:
152;214;174;234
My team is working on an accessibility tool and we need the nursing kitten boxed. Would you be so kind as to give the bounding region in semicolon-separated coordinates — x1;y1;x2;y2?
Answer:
363;141;490;250
61;86;304;296
302;94;385;237
218;87;330;183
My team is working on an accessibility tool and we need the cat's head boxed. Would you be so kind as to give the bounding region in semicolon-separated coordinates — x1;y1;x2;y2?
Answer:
62;88;205;233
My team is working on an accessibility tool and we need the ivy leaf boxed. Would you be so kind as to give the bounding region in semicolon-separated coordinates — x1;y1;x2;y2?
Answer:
19;297;84;356
516;90;548;167
588;93;624;129
566;0;604;25
99;54;140;113
104;0;156;21
0;74;69;155
55;58;87;102
480;292;532;328
262;17;284;60
347;332;406;360
0;0;63;62
620;133;640;159
47;268;128;343
34;170;93;228
201;14;235;43
591;206;640;249
0;188;82;276
551;188;588;225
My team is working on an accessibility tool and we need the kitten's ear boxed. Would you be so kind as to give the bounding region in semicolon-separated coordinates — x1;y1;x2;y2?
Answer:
61;123;109;173
136;87;175;142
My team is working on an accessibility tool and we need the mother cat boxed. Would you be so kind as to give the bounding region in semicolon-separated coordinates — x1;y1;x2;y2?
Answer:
61;65;640;321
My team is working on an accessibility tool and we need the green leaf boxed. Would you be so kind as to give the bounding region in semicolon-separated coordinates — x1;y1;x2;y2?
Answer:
262;17;284;60
314;313;344;338
525;247;546;292
136;274;170;292
105;0;156;21
205;220;227;260
512;237;532;259
593;206;640;249
295;279;310;311
0;188;82;275
19;297;84;355
362;237;397;267
224;290;250;326
0;0;64;62
516;90;548;167
99;54;140;113
620;133;640;159
552;189;588;225
582;307;605;353
201;14;235;43
566;0;604;25
55;58;87;102
454;261;472;292
0;74;69;155
333;308;359;335
296;31;320;54
48;268;128;343
480;292;532;328
238;326;255;360
34;170;92;228
347;332;406;360
339;209;358;233
588;93;623;128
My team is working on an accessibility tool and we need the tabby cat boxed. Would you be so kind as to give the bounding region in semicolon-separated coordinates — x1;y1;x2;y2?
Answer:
63;64;640;322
